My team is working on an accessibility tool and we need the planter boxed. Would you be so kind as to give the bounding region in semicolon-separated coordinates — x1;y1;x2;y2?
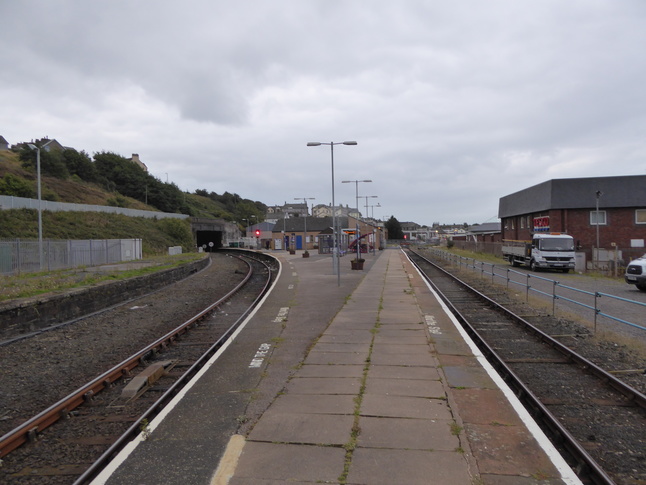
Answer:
351;260;365;270
289;249;296;255
302;251;310;258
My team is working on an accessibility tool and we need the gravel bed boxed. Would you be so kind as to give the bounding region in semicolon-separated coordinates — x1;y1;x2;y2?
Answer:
0;253;247;439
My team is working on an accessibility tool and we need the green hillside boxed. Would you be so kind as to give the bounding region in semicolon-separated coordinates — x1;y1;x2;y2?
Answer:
0;147;266;255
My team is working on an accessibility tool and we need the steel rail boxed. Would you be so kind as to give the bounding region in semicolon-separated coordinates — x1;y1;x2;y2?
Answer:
405;248;639;485
73;252;275;485
0;254;256;459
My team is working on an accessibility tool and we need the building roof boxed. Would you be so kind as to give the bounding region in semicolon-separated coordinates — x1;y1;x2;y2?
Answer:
467;222;501;234
272;216;348;233
499;175;646;218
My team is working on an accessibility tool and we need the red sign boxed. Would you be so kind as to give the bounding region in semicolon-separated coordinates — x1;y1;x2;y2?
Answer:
533;216;550;232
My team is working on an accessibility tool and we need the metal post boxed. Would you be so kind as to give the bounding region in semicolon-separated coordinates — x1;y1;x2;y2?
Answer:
36;148;43;271
331;143;339;285
27;144;43;271
307;141;357;286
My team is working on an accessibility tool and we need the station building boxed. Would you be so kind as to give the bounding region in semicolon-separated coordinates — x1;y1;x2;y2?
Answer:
498;175;646;268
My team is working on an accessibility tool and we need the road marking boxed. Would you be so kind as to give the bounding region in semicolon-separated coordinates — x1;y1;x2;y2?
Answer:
288;284;294;290
249;343;271;368
273;307;289;323
425;314;442;335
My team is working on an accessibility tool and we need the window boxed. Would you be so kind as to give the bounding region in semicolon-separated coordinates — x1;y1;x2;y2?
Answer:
520;217;524;229
590;210;607;225
636;209;646;224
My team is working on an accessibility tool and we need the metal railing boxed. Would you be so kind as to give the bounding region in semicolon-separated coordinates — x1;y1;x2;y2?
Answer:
427;248;646;334
0;238;143;275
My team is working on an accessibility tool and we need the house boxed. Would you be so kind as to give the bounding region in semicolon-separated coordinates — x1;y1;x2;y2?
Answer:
12;137;72;153
129;154;148;172
271;216;360;252
0;135;9;151
246;221;275;249
465;222;501;243
265;202;309;223
498;175;646;266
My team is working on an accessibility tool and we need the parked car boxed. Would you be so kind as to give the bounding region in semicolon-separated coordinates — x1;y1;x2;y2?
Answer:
625;254;646;291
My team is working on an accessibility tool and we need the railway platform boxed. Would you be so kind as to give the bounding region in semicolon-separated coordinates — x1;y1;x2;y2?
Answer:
95;249;580;485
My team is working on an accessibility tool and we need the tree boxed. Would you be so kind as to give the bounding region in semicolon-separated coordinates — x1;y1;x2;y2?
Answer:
385;216;404;240
19;145;69;179
62;149;98;183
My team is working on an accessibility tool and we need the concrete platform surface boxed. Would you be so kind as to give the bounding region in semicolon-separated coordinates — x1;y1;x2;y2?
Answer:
214;250;581;485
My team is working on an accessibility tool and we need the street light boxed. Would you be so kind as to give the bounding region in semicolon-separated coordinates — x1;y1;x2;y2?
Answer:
294;197;315;252
307;141;357;286
363;196;378;254
27;143;43;270
370;202;381;219
342;179;372;262
595;190;603;270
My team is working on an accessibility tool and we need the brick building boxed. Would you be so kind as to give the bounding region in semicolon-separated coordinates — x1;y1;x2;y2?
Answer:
499;175;646;266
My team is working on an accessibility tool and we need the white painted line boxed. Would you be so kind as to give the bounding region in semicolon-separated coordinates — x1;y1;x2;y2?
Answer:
90;257;283;485
406;251;583;485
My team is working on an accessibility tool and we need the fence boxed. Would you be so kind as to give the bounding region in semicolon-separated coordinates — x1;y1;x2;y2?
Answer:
0;238;143;275
0;195;188;220
426;248;646;334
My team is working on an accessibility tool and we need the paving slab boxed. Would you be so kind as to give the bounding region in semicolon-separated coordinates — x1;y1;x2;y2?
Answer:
296;364;364;378
347;448;472;485
232;442;345;483
367;364;441;380
357;416;459;450
305;350;369;365
266;393;356;415
465;423;562;478
361;394;453;420
364;376;446;398
247;412;353;445
286;376;362;395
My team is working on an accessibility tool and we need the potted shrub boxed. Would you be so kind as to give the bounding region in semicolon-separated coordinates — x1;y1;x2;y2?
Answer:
351;258;365;270
302;250;310;258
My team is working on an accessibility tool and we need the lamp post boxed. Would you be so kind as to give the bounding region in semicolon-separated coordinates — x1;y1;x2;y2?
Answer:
342;179;371;262
363;196;378;254
369;202;381;219
294;197;315;252
27;144;43;270
307;141;357;286
595;190;603;270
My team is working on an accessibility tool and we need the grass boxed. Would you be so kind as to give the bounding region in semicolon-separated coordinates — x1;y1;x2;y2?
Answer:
0;252;205;302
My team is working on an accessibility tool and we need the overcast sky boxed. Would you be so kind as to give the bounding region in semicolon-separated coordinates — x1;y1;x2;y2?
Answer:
2;1;645;226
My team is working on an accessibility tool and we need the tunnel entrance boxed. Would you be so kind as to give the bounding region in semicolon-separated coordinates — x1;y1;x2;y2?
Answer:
195;230;222;252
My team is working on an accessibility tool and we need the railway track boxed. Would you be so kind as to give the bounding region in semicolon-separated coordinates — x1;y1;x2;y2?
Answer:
405;248;646;485
0;250;276;485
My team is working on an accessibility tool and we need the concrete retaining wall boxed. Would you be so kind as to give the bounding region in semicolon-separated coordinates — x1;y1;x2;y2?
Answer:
0;257;209;338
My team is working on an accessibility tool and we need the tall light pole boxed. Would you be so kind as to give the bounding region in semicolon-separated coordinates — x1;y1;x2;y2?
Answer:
27;144;43;270
595;190;603;270
342;179;371;262
307;141;357;286
370;202;381;219
294;197;315;252
363;196;378;254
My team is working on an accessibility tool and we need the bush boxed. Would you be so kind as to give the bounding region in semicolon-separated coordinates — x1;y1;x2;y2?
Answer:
0;174;33;197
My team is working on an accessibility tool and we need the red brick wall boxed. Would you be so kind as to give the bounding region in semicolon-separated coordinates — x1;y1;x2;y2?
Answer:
502;208;646;261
